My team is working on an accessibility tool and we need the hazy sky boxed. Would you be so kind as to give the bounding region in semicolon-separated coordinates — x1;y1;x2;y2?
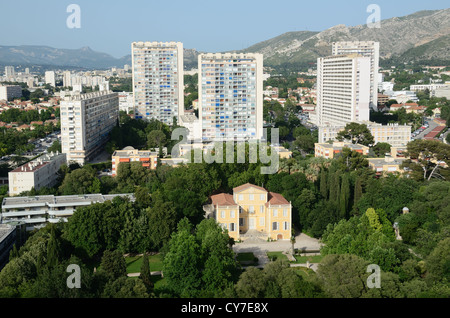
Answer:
0;0;448;58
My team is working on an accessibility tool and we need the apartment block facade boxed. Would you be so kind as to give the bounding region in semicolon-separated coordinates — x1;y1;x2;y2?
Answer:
1;194;135;231
208;183;291;241
0;85;22;101
60;90;119;165
8;152;67;196
315;54;371;127
131;41;184;125
198;53;263;142
318;122;411;148
332;41;380;110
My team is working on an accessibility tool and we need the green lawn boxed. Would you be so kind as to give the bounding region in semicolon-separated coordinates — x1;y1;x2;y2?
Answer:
266;252;288;262
292;254;323;264
236;252;258;265
125;254;164;273
291;266;316;278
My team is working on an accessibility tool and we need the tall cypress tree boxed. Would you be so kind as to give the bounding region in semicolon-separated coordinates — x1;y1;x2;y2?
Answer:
319;169;328;199
46;225;60;269
140;253;153;290
339;174;350;219
354;177;363;206
329;173;340;204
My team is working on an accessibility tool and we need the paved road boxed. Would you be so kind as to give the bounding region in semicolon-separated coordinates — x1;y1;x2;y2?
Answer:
233;233;322;268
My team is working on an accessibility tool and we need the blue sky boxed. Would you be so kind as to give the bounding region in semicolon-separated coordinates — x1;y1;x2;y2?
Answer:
0;0;448;58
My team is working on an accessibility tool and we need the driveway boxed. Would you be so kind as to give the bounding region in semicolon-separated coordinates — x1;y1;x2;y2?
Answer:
233;233;323;268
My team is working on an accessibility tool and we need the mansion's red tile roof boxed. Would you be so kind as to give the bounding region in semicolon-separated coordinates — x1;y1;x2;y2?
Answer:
211;193;237;206
233;183;267;193
266;192;290;206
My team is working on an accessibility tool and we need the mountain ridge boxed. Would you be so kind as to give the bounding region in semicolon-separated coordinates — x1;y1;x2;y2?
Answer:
0;8;449;71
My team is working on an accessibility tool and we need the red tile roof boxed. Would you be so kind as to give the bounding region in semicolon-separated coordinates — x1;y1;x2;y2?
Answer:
265;192;290;206
211;193;237;206
233;183;267;193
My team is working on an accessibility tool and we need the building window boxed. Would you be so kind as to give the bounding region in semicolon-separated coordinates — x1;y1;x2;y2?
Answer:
283;222;289;230
249;206;254;213
272;222;279;231
239;218;244;226
273;209;278;217
238;194;243;201
221;211;225;219
260;205;264;213
229;223;235;232
260;194;265;201
230;210;235;218
249;194;254;200
283;209;288;217
259;217;265;226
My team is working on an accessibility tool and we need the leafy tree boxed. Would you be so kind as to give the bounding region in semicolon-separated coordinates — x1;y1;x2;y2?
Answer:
58;166;99;195
47;140;62;153
336;122;375;146
316;254;370;298
102;276;149;298
372;142;391;157
147;130;167;149
235;267;266;298
293;134;315;153
402;139;450;181
425;237;450;284
146;196;177;250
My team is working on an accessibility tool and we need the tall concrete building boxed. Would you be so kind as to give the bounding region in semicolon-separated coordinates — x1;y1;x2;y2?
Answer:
60;90;119;165
63;71;72;87
315;54;371;127
198;52;263;141
332;41;380;110
45;71;56;87
0;85;22;101
4;66;15;79
131;41;184;125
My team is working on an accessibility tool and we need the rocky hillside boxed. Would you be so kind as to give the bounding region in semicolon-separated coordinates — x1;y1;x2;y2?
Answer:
235;8;450;68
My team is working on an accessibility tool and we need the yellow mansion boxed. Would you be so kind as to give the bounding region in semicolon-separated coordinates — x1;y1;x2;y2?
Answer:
208;183;292;241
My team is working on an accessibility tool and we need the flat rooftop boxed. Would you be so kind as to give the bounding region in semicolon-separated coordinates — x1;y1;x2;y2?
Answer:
2;193;135;209
0;224;15;243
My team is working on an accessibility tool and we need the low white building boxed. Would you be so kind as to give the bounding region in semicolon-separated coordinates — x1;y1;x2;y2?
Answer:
1;193;135;231
8;152;67;196
179;113;202;141
118;91;134;114
318;121;411;148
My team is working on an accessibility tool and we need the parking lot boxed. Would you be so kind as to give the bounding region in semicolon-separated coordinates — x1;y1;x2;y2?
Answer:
411;118;439;141
0;130;61;167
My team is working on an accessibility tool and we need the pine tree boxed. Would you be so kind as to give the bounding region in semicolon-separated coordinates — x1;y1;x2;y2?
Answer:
140;253;153;290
